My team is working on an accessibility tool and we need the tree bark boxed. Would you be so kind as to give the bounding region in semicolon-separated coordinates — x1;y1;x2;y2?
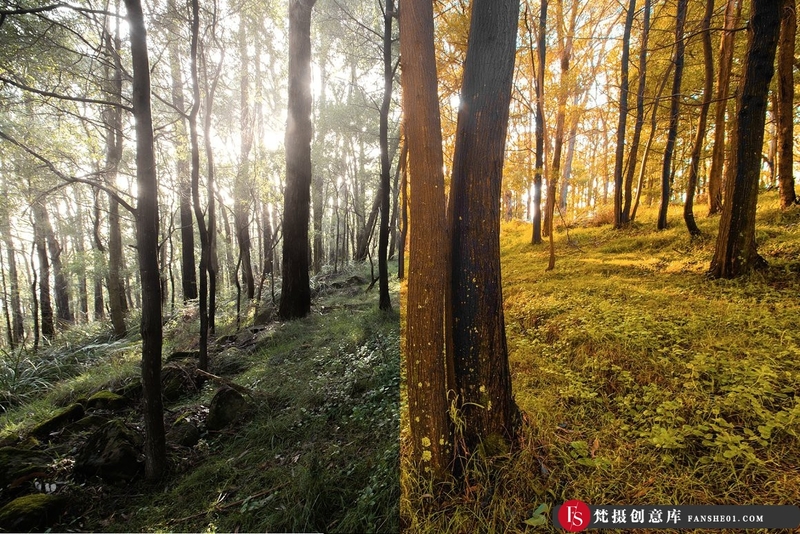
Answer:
123;0;166;481
777;0;797;208
377;0;394;312
707;0;740;215
657;0;688;230
0;186;23;346
683;0;714;236
279;0;316;320
235;20;256;299
531;0;547;245
32;205;54;339
710;0;781;278
449;0;521;457
400;0;451;480
167;19;198;302
614;0;636;228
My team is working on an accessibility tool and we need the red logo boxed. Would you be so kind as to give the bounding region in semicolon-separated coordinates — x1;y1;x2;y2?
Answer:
558;500;590;532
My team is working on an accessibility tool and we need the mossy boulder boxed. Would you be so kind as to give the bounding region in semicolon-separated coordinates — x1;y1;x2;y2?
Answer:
86;390;127;411
113;378;143;400
0;493;69;532
68;415;109;432
73;420;143;482
161;363;198;403
30;404;85;439
167;419;201;447
206;387;252;431
0;447;52;488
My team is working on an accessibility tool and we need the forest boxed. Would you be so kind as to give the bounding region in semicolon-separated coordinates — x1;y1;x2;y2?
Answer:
0;0;798;531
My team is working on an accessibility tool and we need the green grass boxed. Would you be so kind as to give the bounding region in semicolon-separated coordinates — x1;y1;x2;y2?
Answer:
1;263;400;533
402;194;800;533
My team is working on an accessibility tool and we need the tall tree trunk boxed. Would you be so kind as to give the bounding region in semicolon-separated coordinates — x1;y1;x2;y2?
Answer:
623;0;651;222
34;203;72;326
707;0;741;215
657;0;688;230
400;0;451;480
614;0;636;228
397;144;407;280
312;57;327;274
279;0;316;320
104;16;127;338
167;15;198;302
378;0;394;312
530;0;547;244
777;0;797;208
203;47;221;337
123;0;166;481
0;186;23;346
235;20;256;299
91;188;105;321
710;0;781;278
32;206;54;339
450;0;520;458
684;0;714;236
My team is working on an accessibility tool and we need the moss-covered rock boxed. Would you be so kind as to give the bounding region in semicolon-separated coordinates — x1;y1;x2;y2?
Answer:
30;404;85;439
166;419;201;447
69;415;109;432
206;387;252;431
113;378;143;400
86;390;127;411
73;420;143;482
0;447;52;488
161;363;198;403
0;493;68;532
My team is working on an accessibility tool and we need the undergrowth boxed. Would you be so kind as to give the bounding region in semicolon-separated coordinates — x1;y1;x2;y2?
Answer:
401;193;800;533
0;262;400;533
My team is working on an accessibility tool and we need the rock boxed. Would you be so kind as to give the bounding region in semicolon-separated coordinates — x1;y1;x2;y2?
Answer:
167;420;201;447
0;447;52;488
73;420;143;482
86;390;127;411
161;363;198;403
0;493;69;532
210;347;249;376
113;378;143;401
68;415;109;432
30;404;85;439
206;387;252;431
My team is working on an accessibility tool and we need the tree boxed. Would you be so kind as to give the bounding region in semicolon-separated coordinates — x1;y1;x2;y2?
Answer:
613;0;636;228
656;0;687;230
683;0;715;237
279;0;316;320
123;0;166;481
377;0;395;312
707;0;741;215
710;0;782;278
530;0;547;245
400;0;451;480
449;0;520;456
776;0;797;208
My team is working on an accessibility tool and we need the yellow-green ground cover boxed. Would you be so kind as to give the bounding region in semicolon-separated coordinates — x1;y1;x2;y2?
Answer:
402;195;800;533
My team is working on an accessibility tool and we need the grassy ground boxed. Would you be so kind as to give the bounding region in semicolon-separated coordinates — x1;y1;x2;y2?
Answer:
401;193;800;533
1;263;399;533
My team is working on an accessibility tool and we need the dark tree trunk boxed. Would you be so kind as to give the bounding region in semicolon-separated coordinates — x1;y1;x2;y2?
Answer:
614;0;636;228
400;0;451;480
710;0;781;278
397;144;407;280
91;188;105;321
74;199;89;322
623;0;650;222
104;18;127;338
531;0;547;245
33;208;54;339
684;0;714;236
235;20;256;299
34;203;72;326
167;23;198;302
123;0;166;481
449;0;520;457
312;58;327;274
777;0;797;208
279;0;316;320
0;187;23;346
708;0;740;215
377;0;394;312
657;0;687;230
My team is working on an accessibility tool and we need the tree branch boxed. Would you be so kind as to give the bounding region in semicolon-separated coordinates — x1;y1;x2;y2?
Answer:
0;129;137;215
0;76;133;112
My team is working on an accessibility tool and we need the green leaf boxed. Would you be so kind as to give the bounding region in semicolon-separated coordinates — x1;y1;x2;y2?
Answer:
524;503;550;526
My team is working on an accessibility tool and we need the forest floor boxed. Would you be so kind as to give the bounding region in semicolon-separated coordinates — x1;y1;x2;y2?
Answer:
0;263;399;533
401;192;800;533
